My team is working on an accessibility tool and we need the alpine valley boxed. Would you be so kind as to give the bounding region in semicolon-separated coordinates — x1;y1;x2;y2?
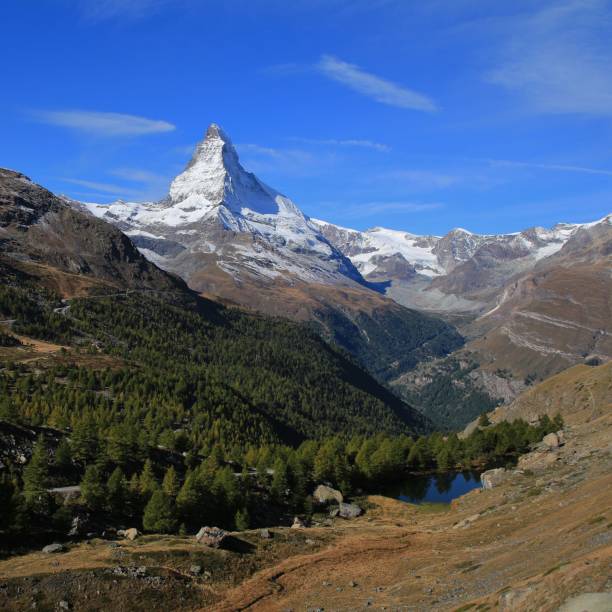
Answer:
72;124;612;429
1;125;611;612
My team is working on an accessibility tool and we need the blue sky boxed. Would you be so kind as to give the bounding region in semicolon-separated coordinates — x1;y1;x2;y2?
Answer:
2;0;612;235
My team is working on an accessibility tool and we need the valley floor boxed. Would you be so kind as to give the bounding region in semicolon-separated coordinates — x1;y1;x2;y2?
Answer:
1;412;610;611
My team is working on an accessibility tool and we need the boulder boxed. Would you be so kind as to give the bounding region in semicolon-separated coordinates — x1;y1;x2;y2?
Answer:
481;467;506;490
313;484;343;505
42;543;65;554
259;528;272;539
542;432;560;448
68;516;85;537
195;526;227;548
499;587;534;611
291;516;306;529
122;528;139;541
338;502;362;519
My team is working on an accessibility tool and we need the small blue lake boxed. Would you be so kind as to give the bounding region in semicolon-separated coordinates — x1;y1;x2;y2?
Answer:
379;471;482;504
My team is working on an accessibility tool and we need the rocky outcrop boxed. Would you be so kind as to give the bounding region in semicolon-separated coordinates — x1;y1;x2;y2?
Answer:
481;468;506;490
42;543;65;554
195;526;227;548
0;168;187;296
543;431;564;448
338;502;363;519
313;484;343;505
117;528;139;541
291;517;306;529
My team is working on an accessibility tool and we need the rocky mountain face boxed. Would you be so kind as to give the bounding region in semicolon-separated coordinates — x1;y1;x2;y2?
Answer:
312;218;586;313
316;214;612;423
467;216;612;380
0;168;186;296
75;124;463;383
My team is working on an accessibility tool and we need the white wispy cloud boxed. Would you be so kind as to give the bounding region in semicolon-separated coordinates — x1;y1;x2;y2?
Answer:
486;159;612;177
31;110;175;136
486;1;612;115
110;168;169;183
317;55;437;112
289;137;390;152
60;178;144;198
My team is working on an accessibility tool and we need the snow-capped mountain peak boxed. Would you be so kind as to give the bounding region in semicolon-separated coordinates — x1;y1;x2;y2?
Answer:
77;123;363;287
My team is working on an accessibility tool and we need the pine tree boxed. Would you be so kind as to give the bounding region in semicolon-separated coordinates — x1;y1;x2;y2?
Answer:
22;435;51;514
106;424;133;467
71;416;99;464
142;490;177;533
234;507;250;531
139;459;158;498
54;438;72;471
270;458;288;503
176;472;203;528
162;466;179;498
107;467;128;515
80;465;106;512
0;473;17;529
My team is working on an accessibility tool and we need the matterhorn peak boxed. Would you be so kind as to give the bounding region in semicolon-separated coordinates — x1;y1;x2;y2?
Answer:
169;122;243;206
204;122;231;143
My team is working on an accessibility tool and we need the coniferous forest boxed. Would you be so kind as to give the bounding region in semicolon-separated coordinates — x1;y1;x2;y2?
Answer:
0;281;562;543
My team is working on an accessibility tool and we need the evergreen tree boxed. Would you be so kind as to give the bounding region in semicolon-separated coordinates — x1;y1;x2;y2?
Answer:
162;466;179;498
80;465;106;512
176;472;205;528
107;467;128;516
234;507;250;531
143;490;177;533
270;458;288;503
71;416;99;464
22;435;51;514
139;459;158;498
54;438;72;471
0;473;17;529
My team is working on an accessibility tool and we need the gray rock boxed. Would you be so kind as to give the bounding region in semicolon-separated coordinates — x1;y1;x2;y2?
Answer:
195;526;227;547
557;592;612;612
68;516;84;537
499;587;534;610
338;502;362;519
313;484;343;505
481;467;506;489
291;516;306;529
123;528;138;541
259;528;271;539
42;543;65;554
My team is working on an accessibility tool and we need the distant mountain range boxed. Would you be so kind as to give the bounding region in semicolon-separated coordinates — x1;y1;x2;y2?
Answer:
5;123;610;429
